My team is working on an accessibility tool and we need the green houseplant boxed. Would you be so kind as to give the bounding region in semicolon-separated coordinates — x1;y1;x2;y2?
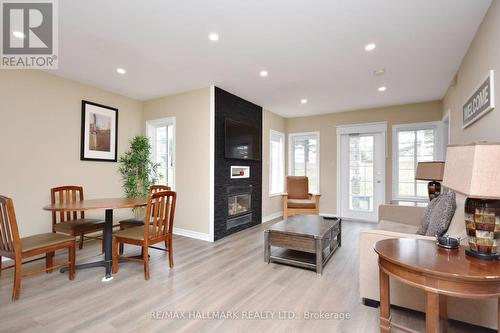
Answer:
118;136;160;214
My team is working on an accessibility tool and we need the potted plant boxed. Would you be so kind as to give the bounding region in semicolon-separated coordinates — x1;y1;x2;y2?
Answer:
118;135;160;216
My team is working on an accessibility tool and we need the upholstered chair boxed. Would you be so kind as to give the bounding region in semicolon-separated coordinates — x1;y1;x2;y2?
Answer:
282;176;321;219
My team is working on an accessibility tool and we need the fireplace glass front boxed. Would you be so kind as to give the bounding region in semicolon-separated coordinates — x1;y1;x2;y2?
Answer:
228;194;251;216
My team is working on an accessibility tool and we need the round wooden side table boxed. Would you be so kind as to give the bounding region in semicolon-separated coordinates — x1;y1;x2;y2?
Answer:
375;238;500;333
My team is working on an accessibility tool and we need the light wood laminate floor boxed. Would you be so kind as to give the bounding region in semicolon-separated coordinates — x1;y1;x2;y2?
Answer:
0;220;493;333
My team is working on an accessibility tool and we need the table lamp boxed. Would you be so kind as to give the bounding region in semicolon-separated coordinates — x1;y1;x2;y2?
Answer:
415;161;445;200
442;143;500;260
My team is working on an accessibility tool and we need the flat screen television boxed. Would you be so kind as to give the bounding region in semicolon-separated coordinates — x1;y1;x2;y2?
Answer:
225;119;261;160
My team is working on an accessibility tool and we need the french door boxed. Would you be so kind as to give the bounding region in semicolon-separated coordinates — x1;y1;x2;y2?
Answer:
337;123;386;222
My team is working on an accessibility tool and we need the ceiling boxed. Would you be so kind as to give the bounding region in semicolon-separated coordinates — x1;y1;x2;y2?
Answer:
53;0;492;117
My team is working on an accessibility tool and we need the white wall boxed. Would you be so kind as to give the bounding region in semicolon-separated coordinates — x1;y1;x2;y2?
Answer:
443;0;500;144
0;70;143;237
142;87;212;239
285;101;443;214
262;109;286;221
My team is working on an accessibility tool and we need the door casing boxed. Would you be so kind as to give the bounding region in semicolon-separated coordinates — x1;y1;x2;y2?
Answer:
336;122;387;222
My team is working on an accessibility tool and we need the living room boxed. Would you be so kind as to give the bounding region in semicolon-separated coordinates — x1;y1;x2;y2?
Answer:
1;0;499;332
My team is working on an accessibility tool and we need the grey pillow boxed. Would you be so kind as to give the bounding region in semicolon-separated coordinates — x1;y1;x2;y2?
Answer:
416;191;456;236
416;197;438;235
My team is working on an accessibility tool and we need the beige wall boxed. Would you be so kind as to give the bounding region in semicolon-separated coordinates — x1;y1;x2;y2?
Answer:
443;0;500;145
142;87;211;235
0;70;143;237
262;109;287;219
285;101;443;214
0;70;453;238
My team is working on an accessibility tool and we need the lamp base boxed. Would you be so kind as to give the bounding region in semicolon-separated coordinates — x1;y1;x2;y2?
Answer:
465;248;500;260
427;181;441;201
464;198;500;261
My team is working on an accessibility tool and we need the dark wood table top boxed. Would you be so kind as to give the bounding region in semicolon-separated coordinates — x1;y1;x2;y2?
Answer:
375;238;500;282
43;197;148;212
266;215;340;239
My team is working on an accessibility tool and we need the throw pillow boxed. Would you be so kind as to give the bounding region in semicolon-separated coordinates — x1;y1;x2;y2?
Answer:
416;197;438;235
424;191;456;236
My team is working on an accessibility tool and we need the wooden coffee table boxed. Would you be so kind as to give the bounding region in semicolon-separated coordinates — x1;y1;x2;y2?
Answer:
264;215;341;275
375;238;500;333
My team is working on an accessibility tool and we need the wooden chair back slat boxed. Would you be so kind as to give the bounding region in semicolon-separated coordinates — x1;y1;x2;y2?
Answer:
149;185;170;221
143;191;176;242
72;190;78;220
150;185;171;194
153;195;160;238
0;201;11;252
0;196;21;257
50;186;86;228
58;190;65;222
158;195;166;238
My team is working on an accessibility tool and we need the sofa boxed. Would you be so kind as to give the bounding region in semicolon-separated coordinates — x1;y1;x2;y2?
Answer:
359;193;498;329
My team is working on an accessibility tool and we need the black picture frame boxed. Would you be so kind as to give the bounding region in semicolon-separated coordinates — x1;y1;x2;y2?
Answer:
80;100;118;162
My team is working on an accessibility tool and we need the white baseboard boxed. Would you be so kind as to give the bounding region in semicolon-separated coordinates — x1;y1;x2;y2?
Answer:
262;211;283;223
173;227;211;242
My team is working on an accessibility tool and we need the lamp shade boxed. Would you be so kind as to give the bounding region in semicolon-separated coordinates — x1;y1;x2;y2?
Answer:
442;143;500;199
415;161;445;181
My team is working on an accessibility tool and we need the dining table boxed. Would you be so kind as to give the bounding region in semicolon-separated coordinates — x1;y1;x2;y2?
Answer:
43;197;147;281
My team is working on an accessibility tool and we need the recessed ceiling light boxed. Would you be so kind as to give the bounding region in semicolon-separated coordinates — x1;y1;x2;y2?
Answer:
300;99;308;104
13;31;25;39
208;33;219;41
378;86;387;92
365;43;376;51
259;70;268;77
116;68;126;74
374;68;385;76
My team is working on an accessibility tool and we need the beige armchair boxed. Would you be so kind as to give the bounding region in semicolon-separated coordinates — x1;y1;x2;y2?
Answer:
282;176;321;219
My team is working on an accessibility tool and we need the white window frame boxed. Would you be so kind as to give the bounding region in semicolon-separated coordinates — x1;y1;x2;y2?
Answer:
392;121;443;201
146;117;176;190
269;129;285;197
288;131;321;194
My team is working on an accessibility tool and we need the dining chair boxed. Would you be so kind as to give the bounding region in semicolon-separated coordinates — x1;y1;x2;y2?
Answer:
50;186;105;249
112;190;176;280
118;184;170;255
0;195;76;301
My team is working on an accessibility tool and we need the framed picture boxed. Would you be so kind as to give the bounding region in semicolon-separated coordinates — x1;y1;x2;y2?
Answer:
80;100;118;162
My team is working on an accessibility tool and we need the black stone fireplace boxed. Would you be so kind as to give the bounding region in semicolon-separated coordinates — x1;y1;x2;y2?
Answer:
214;87;262;240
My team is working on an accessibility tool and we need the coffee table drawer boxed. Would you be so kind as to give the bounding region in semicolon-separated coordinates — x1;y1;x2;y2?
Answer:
269;232;315;253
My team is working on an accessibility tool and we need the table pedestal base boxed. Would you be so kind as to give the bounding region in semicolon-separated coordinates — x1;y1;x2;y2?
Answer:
60;209;114;279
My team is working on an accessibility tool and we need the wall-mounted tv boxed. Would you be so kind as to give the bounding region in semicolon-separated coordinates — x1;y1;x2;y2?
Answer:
225;119;261;160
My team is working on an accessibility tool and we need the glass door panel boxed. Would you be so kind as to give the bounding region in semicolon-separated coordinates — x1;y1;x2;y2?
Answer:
348;135;374;212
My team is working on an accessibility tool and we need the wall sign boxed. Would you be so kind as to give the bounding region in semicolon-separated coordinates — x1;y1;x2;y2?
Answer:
463;70;495;128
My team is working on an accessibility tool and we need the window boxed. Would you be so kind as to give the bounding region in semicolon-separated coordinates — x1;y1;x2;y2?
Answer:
289;132;320;194
269;130;285;196
349;135;374;211
146;117;175;189
392;122;442;200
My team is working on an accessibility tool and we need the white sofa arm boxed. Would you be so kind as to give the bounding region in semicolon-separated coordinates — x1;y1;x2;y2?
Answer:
378;204;425;226
359;229;433;302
